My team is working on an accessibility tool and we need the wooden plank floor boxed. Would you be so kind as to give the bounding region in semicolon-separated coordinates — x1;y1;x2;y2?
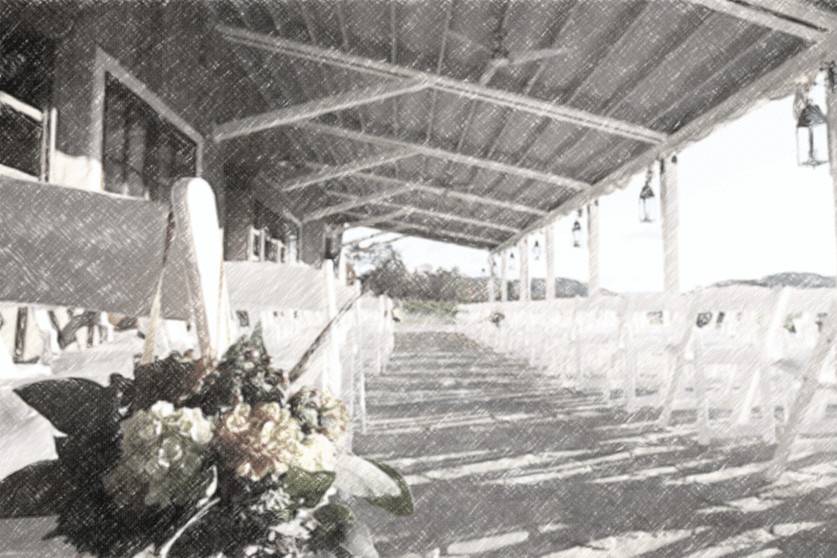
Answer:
354;330;837;558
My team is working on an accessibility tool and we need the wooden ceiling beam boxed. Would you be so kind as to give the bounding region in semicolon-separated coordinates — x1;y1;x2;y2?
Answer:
213;79;429;141
685;0;836;41
330;191;522;233
252;175;303;227
345;208;412;229
303;184;416;222
216;24;667;144
297;120;590;191
348;170;548;216
344;212;500;247
268;149;415;193
495;25;837;252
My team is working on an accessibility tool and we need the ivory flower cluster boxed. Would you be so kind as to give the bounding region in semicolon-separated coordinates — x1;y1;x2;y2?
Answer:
104;401;213;507
216;402;305;481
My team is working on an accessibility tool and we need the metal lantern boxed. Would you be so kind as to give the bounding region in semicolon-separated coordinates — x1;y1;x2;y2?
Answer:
638;166;656;223
571;219;582;248
797;98;828;167
532;239;542;261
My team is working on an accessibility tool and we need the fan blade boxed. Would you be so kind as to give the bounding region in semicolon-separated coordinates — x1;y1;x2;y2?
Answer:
445;30;493;55
506;48;566;66
478;63;500;86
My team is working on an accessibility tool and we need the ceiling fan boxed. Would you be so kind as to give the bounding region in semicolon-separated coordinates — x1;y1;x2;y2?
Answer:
445;25;567;86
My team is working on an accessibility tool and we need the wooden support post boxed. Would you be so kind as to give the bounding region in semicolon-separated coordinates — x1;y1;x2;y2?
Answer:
487;252;496;302
337;247;348;285
660;154;680;294
500;250;509;302
519;236;530;302
587;202;600;295
322;259;343;395
765;69;837;480
545;224;556;300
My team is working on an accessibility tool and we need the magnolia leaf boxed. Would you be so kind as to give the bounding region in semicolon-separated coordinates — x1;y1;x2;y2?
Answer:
364;460;414;517
14;378;116;437
311;503;354;552
334;454;400;500
285;467;336;507
0;460;68;517
196;466;218;508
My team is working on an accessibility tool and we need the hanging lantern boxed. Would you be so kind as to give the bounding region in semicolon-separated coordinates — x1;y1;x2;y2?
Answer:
571;220;582;248
532;239;542;261
638;166;656;223
796;97;828;168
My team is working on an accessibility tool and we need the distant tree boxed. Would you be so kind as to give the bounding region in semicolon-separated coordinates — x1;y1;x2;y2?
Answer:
353;244;411;298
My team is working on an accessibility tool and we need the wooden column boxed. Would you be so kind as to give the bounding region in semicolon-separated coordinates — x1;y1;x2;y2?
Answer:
660;154;680;294
587;202;600;294
519;236;530;301
545;224;556;300
487;252;496;302
500;250;509;302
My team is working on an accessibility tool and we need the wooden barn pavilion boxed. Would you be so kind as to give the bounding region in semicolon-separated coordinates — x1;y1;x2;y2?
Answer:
8;0;837;555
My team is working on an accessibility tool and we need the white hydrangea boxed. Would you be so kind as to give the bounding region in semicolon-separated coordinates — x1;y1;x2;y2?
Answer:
291;433;337;473
105;402;214;507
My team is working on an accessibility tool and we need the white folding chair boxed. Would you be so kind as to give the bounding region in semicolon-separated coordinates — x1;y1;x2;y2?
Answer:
621;293;690;412
658;286;783;444
0;175;232;479
572;294;628;401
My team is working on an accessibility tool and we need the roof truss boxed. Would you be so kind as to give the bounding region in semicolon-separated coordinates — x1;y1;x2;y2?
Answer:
216;24;667;145
344;212;499;248
685;0;837;41
303;184;415;222
345;171;547;216
297;120;590;191
346;208;412;229
213;79;428;141
268;150;414;193
330;191;521;234
495;21;837;251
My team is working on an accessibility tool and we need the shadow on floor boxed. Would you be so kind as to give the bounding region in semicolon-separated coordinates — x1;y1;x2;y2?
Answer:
353;330;837;558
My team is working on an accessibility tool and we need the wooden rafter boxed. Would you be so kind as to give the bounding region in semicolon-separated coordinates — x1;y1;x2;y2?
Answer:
253;175;303;227
685;0;836;41
344;212;501;247
345;208;412;229
495;25;837;251
329;191;522;234
213;79;429;141
476;2;652;199
303;184;415;222
347;170;547;216
269;150;415;193
296;120;591;191
216;24;668;144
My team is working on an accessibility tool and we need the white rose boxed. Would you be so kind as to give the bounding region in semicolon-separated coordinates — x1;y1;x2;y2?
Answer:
150;401;176;419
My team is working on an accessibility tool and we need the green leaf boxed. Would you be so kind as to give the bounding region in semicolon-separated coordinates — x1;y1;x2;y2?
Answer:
284;466;335;508
311;503;354;552
14;378;116;438
0;460;69;517
311;504;380;558
363;460;414;517
334;454;400;500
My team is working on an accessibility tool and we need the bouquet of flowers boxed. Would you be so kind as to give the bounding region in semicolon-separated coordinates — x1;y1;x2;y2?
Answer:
0;328;412;558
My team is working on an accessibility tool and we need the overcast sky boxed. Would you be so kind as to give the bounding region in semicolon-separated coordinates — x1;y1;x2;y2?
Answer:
343;87;837;293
